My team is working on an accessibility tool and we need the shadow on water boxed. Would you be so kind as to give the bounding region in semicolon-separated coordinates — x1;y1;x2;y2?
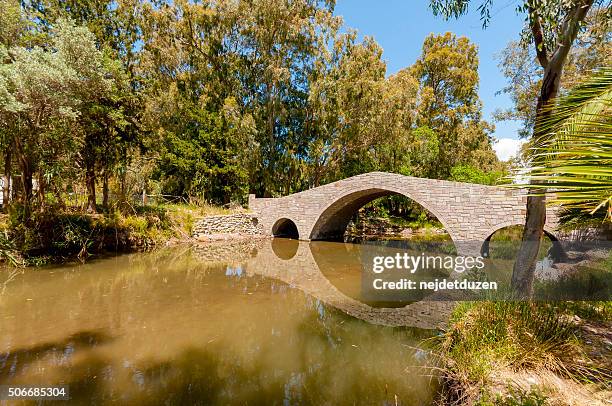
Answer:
0;330;113;382
59;310;436;405
0;302;436;405
59;347;436;405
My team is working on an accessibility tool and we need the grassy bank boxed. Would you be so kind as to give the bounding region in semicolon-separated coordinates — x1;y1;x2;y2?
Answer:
0;203;237;266
432;292;611;404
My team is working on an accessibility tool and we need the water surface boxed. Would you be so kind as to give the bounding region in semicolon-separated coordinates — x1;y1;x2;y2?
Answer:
0;240;441;405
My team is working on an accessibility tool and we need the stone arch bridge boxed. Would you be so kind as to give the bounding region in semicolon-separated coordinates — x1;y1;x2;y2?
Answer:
249;172;560;254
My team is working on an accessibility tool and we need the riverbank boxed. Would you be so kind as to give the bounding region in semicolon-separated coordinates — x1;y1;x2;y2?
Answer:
1;205;610;404
0;203;242;266
431;251;612;405
0;205;446;266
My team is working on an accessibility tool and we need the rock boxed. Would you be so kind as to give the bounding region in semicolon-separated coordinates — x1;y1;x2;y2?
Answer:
400;228;413;237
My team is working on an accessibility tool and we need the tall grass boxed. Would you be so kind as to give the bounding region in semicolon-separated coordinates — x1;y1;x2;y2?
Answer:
431;300;610;404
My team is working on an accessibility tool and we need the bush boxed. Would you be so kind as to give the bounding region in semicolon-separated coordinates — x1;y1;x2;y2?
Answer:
3;205;180;265
450;165;507;186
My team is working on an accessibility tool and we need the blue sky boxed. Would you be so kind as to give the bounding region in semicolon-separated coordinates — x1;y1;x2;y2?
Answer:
334;0;527;160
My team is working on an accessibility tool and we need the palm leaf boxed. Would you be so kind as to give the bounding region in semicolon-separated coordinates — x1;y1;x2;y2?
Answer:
513;67;612;222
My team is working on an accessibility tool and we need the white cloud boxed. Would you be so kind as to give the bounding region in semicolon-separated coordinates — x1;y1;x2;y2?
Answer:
494;138;525;161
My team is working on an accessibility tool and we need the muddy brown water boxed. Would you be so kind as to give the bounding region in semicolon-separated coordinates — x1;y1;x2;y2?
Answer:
0;240;443;405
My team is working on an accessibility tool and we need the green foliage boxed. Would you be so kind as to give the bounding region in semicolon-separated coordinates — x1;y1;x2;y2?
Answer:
413;32;499;179
2;201;188;263
496;8;611;140
0;14;118;213
1;0;505;214
153;107;249;204
450;164;507;185
0;228;24;266
519;68;612;221
429;0;608;298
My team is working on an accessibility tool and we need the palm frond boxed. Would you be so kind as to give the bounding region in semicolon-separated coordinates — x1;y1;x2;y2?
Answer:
516;67;612;222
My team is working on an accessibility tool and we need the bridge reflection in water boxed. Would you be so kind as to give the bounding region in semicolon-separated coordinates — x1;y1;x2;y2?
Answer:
193;238;454;330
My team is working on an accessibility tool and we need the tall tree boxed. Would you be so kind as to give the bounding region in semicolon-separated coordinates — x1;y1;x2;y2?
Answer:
413;32;497;178
430;0;605;297
495;7;611;138
0;18;115;215
24;0;144;212
307;31;386;185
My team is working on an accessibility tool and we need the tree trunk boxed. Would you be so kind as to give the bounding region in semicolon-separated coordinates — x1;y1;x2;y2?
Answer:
119;171;127;211
15;136;33;219
54;184;65;210
511;1;592;298
37;172;46;212
85;162;97;213
21;164;33;220
102;169;109;212
3;147;11;213
511;66;562;297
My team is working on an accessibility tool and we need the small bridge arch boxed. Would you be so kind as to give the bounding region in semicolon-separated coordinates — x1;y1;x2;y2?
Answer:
271;218;300;239
480;221;565;260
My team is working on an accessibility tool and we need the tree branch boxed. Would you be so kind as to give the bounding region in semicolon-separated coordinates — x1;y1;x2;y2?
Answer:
548;0;593;71
528;6;549;68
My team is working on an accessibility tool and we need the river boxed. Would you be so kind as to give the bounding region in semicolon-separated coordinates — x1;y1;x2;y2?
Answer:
2;235;606;404
0;239;446;405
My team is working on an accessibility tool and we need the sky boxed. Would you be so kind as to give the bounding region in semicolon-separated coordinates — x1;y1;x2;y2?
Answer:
334;0;527;161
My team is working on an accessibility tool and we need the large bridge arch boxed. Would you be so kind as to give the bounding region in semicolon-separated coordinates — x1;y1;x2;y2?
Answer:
308;187;460;244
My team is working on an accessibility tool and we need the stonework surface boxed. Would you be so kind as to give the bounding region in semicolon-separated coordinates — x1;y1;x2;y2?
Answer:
192;213;263;238
249;172;560;252
192;238;265;264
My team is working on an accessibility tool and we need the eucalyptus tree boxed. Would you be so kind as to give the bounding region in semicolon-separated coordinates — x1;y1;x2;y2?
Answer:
0;0;23;209
430;0;607;297
412;32;497;179
308;30;498;187
138;0;251;203
236;0;339;195
496;7;611;138
139;0;341;201
21;0;144;212
371;68;420;176
0;18;114;215
307;31;386;186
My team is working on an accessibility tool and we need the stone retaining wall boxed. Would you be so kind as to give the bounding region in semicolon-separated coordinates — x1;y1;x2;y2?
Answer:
192;213;263;237
556;225;612;241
